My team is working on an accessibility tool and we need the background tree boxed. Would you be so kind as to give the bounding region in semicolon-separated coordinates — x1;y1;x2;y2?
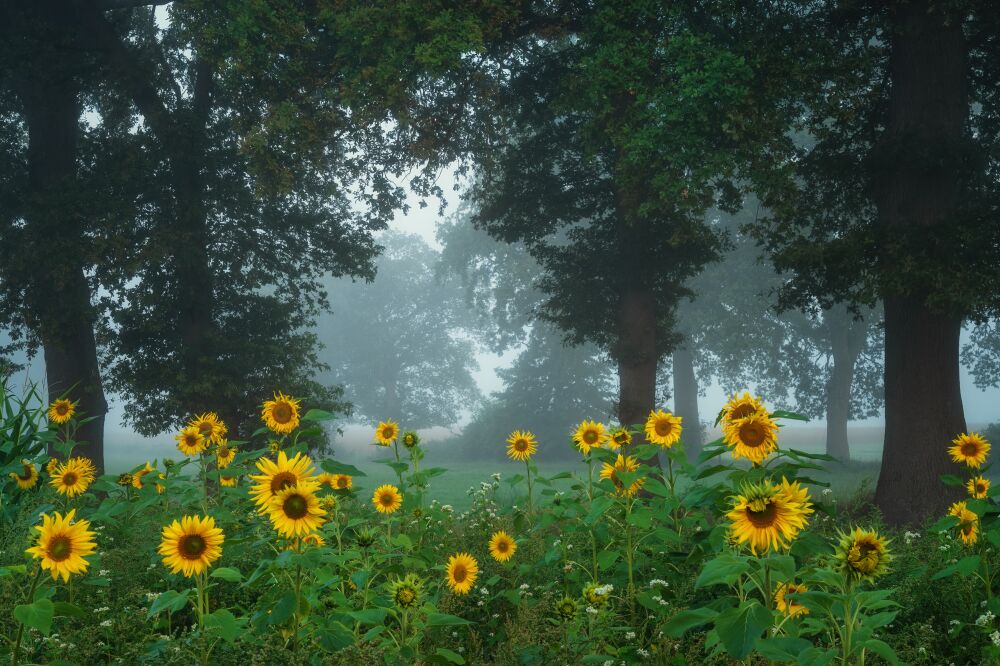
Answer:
315;231;481;429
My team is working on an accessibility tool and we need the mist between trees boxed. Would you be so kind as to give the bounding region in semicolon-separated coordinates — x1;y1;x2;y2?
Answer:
2;2;1000;526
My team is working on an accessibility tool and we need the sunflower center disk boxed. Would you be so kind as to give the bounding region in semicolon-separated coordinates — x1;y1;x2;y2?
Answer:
273;403;293;423
515;440;527;451
48;536;72;562
739;424;765;447
380;493;395;507
271;472;296;493
180;534;207;560
745;500;777;528
584;431;598;444
452;565;467;583
655;421;672;436
962;442;980;456
284;494;309;519
63;473;78;486
731;405;755;419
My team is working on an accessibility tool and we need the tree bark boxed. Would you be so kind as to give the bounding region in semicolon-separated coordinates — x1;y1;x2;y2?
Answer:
671;345;702;458
873;1;968;525
824;307;864;462
14;2;108;472
616;288;658;435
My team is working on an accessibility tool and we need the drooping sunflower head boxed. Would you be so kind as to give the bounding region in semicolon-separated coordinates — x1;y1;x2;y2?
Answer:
261;392;302;434
132;462;155;490
644;410;683;448
583;581;613;607
158;515;224;577
949;433;991;469
968;476;991;499
9;460;39;490
445;552;478;595
555;596;578;621
573;420;609;455
48;398;76;425
50;457;96;498
774;582;808;617
599;454;645;497
175;426;208;457
188;412;227;445
248;451;317;511
374;420;399;445
489;530;517;563
117;473;134;488
372;484;403;514
608;427;632;450
835;527;891;582
721;392;766;425
219;474;239;488
25;509;97;582
724;412;779;465
388;573;424;609
726;479;811;554
267;482;325;538
216;442;237;469
948;501;980;545
506;430;537;462
401;431;420;449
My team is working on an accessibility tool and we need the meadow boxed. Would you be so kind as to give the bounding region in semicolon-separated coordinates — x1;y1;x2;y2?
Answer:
1;389;998;665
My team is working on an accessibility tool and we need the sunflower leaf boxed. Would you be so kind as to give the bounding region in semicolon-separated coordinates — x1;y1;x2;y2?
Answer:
302;409;336;422
714;600;773;658
210;567;243;583
13;598;53;635
426;612;472;626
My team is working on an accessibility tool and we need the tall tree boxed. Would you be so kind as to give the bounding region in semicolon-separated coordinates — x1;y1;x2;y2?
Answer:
315;231;481;429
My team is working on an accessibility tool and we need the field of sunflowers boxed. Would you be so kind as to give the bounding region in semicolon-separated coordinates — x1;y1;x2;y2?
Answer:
1;388;999;665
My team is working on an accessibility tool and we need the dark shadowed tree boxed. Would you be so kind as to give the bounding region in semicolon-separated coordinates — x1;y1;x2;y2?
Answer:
315;231;481;429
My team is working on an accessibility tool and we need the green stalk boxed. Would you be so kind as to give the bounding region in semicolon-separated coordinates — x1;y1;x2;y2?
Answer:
525;459;534;518
11;567;43;666
587;456;598;581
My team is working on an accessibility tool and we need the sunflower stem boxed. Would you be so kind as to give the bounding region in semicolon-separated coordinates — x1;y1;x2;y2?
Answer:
624;495;635;613
11;567;43;666
525;459;533;519
587;457;598;582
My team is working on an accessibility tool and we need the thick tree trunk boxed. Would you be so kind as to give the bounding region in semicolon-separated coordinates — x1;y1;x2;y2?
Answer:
672;345;702;458
825;309;857;462
873;1;967;525
616;288;658;437
16;3;108;472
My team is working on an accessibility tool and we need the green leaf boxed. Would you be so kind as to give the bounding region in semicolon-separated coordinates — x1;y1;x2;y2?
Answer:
663;607;718;638
940;474;966;487
695;553;750;588
52;601;86;619
755;636;813;662
269;592;297;625
714;600;772;659
14;598;54;635
861;639;899;665
432;648;466;664
148;589;192;618
596;550;619;570
210;567;243;583
302;409;336;422
348;608;387;625
205;609;243;642
771;410;810;422
426;612;473;626
319;459;366;477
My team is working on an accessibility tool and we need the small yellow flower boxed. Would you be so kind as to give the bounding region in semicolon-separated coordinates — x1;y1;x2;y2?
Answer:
968;476;990;499
949;433;990;468
774;582;808;617
48;399;76;425
267;482;326;538
506;430;537;461
158;515;224;577
374;420;399;445
216;442;237;468
488;531;516;562
262;392;302;434
9;460;39;490
50;457;96;498
644;410;682;448
132;462;155;490
608;427;632;449
573;420;608;455
175;426;208;457
599;454;644;497
445;552;478;595
949;501;979;545
188;412;227;445
26;509;97;582
372;484;403;514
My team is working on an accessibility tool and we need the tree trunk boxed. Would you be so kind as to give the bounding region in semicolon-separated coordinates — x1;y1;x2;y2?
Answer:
616;288;658;438
825;318;852;462
873;1;968;525
672;345;702;458
15;2;108;472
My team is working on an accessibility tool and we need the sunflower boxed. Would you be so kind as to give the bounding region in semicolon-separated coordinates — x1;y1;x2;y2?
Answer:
506;430;537;461
267;482;326;538
949;433;991;468
968;476;991;499
155;473;167;494
316;472;336;489
188;412;227;445
50;457;96;498
320;495;337;511
268;440;281;455
132;462;155;490
248;451;317;511
445;552;478;595
48;398;76;425
158;515;224;577
301;533;326;548
949;501;979;545
374;420;399;445
117;473;134;487
25;509;96;582
219;474;239;488
573;420;609;455
45;458;60;476
774;582;808;617
261;392;302;434
721;392;766;425
332;474;353;490
724;412;779;465
389;573;424;609
372;484;403;514
402;431;420;449
726;478;812;554
215;442;237;469
175;426;208;457
9;460;39;490
835;528;891;582
644;410;683;448
609;427;632;450
555;596;578;621
583;581;612;607
599;454;645;497
355;527;377;549
489;531;517;562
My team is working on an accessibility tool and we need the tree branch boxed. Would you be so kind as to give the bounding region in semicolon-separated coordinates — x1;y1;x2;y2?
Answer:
99;0;173;10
